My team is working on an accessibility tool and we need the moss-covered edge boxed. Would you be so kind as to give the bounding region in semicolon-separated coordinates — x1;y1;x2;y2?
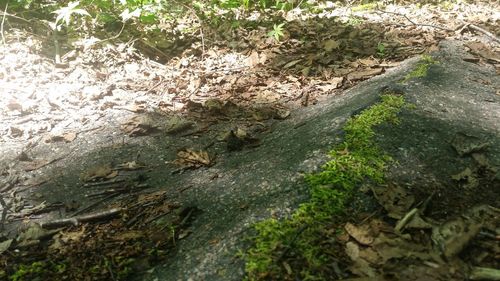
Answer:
402;54;438;83
244;94;407;280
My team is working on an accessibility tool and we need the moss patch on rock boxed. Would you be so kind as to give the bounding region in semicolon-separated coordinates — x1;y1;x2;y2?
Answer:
402;54;438;83
244;94;406;280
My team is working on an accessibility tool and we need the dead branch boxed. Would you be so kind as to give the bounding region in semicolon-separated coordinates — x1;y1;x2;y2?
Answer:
40;207;123;229
469;267;500;280
0;11;31;23
1;4;7;45
375;9;453;32
465;23;500;44
0;195;7;230
71;192;121;216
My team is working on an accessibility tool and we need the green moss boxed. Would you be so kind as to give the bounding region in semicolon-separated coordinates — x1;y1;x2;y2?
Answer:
351;2;380;12
402;54;438;83
9;262;46;281
244;94;406;281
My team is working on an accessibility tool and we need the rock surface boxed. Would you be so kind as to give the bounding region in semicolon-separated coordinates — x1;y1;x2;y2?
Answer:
142;40;499;280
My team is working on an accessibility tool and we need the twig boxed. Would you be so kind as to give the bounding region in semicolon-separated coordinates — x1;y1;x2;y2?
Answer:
138;38;170;60
144;208;175;225
465;23;500;44
107;259;117;281
83;178;125;188
0;195;8;230
469;267;500;280
375;9;453;32
71;192;121;216
87;22;126;49
0;11;31;23
145;75;163;94
172;0;205;57
40;207;123;228
1;3;8;45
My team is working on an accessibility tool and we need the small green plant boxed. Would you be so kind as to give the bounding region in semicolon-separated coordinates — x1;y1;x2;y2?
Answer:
267;23;285;42
9;262;45;281
376;42;386;57
402;54;438;82
51;1;90;30
346;15;364;26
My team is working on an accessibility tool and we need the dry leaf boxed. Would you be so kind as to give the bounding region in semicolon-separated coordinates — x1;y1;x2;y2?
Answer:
0;239;13;255
323;39;340;52
246;51;260;67
173;148;214;168
347;68;384;81
345;241;360;261
138;191;167;204
121;115;159;136
117;160;145;170
283;59;302;69
345;222;375;246
113;231;144;241
10;126;23;137
282;261;293;275
371;183;414;219
63;132;77;142
81;164;114;182
7;100;23;111
23;159;50;171
451;168;479;189
466;42;500;63
317;77;344;92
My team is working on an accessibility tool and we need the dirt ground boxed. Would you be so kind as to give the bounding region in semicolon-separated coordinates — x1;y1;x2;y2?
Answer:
0;2;499;281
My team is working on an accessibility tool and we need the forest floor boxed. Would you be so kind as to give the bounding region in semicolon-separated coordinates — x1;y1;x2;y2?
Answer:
0;1;499;281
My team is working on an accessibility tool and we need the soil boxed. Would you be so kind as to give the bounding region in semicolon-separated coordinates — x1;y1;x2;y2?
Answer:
0;3;499;281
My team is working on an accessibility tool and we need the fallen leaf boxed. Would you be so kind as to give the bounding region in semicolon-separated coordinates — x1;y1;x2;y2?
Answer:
345;222;375;245
451;168;479;189
121;115;159;136
345;241;360;261
245;51;260;67
23;159;50;171
173;148;214;168
117;161;146;170
138;190;168;204
349;258;377;277
358;58;379;67
317;77;344;92
7;100;23;111
114;230;143;241
81;164;114;182
59;227;86;243
10;126;23;137
178;229;191;239
371;183;414;219
166;116;195;135
63;132;77;142
466;42;500;63
283;59;302;69
274;108;290;119
0;239;13;255
347;68;384;81
282;261;293;275
323;39;340;52
17;224;52;247
451;132;489;156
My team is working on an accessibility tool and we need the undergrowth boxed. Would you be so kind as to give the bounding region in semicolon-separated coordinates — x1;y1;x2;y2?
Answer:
244;94;406;280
